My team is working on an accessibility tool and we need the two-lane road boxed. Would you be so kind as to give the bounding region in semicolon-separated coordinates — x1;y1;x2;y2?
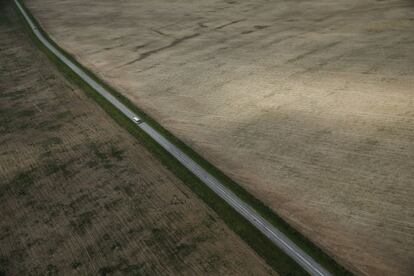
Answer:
15;1;331;274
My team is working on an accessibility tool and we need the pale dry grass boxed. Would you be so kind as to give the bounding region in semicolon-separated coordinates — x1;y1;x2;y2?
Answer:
25;0;414;274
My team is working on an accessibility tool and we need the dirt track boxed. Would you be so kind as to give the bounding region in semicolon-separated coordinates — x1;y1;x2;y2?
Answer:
0;2;276;275
25;0;414;274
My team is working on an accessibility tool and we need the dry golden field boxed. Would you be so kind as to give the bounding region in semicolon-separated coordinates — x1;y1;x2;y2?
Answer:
0;2;276;275
25;0;414;274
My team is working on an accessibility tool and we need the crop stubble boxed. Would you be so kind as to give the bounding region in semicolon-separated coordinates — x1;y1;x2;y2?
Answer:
0;3;275;275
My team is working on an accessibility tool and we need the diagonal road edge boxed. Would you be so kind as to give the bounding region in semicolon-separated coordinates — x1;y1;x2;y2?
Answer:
14;0;332;275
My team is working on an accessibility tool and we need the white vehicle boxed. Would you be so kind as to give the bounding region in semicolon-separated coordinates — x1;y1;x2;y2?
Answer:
132;116;142;124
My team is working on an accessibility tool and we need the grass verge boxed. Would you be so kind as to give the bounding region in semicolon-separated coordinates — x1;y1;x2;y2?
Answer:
14;1;352;274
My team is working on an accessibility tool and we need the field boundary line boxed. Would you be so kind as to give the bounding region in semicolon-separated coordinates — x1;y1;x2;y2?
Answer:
13;0;353;275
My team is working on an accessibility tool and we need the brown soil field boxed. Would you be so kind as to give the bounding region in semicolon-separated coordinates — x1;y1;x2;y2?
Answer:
0;2;276;275
25;0;414;274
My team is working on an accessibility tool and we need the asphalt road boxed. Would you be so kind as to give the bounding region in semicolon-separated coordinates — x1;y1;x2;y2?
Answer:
14;0;331;275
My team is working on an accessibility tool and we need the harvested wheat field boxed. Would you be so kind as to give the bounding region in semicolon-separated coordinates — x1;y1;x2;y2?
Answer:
24;0;414;275
0;2;277;275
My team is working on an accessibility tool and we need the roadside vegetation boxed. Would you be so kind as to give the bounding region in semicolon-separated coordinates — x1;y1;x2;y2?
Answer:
13;0;352;274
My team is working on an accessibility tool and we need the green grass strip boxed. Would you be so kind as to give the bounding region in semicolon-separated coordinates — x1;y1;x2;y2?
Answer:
14;1;352;275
